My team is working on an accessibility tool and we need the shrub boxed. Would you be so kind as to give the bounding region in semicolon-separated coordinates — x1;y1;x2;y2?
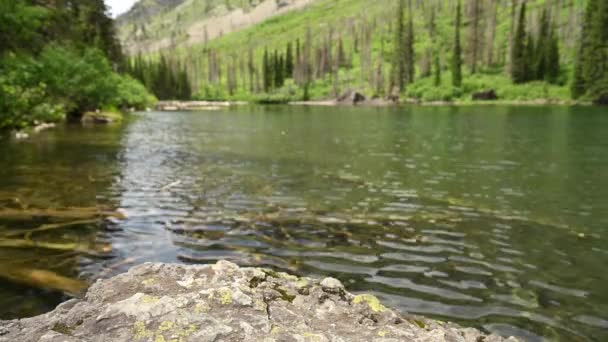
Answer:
0;46;155;130
0;55;63;130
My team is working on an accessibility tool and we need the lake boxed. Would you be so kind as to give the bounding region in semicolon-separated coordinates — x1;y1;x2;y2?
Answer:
0;105;607;341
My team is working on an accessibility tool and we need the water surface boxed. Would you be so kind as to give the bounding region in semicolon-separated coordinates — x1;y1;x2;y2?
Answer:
0;105;607;341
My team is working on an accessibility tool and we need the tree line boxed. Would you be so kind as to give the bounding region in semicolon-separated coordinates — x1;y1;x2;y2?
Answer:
125;54;192;100
124;0;606;103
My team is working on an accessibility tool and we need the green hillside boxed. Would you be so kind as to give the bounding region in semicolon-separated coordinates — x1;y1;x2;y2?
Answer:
123;0;607;104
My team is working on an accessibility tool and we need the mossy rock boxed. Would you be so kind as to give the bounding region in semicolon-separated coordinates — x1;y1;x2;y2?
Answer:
81;111;123;124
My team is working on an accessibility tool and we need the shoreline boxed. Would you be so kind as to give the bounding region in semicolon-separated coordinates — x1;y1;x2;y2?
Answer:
156;98;590;110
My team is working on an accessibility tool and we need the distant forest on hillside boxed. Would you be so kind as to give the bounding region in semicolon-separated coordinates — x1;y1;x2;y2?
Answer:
120;0;607;104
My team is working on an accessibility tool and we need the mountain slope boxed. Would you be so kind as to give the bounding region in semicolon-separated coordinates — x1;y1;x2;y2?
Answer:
117;0;315;54
123;0;594;103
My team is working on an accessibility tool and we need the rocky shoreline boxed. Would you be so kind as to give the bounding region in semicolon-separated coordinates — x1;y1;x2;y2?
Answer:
154;98;584;111
0;261;518;342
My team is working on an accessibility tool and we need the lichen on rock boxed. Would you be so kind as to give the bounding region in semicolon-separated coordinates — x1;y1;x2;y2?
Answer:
0;261;520;342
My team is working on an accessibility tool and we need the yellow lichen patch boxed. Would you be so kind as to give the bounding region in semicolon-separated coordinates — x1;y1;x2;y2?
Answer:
295;279;309;288
142;278;155;286
158;321;174;331
270;326;283;335
278;272;298;281
154;334;166;342
140;294;160;304
253;299;267;312
216;288;233;305
378;329;390;337
177;324;198;337
133;321;153;340
302;332;323;342
353;294;386;312
193;302;210;314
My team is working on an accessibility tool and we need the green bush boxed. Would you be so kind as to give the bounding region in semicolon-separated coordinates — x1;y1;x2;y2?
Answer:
407;77;461;102
0;55;63;130
34;46;155;113
113;75;157;110
0;46;155;130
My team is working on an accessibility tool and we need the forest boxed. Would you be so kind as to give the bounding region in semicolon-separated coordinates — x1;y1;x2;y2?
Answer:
122;0;608;104
0;0;155;130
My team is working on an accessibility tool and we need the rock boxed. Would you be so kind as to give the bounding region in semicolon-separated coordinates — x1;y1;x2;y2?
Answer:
352;91;366;104
472;89;498;101
33;122;56;133
81;111;122;124
0;261;520;342
338;89;367;105
388;87;401;103
320;277;343;291
594;94;608;106
14;132;29;140
277;0;292;8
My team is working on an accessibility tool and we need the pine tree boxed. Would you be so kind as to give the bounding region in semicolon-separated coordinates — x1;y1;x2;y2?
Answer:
285;42;294;78
263;48;271;92
404;0;415;86
545;25;560;84
273;50;281;88
511;2;527;84
525;34;535;82
337;38;347;68
452;0;463;87
391;0;406;91
430;7;441;87
468;0;481;74
534;9;550;80
572;0;608;99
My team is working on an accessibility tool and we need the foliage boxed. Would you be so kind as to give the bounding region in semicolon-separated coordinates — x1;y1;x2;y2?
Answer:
572;0;608;101
511;2;528;84
119;0;595;103
451;1;463;88
0;0;154;130
125;54;191;100
0;56;63;130
407;72;570;103
0;0;48;55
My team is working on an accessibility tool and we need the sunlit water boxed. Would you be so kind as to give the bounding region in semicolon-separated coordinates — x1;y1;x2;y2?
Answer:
0;105;607;341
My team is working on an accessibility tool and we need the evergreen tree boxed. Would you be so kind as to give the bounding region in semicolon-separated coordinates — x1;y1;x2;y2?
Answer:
391;0;406;91
545;25;560;84
263;48;271;92
467;0;481;74
534;9;550;80
285;42;294;78
337;38;347;68
525;34;536;82
572;0;608;99
273;50;281;88
404;0;415;86
452;0;463;87
511;2;527;84
430;7;441;87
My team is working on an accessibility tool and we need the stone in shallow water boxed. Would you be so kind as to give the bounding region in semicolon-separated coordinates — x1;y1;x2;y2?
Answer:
0;261;519;342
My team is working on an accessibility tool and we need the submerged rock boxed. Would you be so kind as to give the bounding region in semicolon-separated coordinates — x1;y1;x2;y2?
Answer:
0;261;519;342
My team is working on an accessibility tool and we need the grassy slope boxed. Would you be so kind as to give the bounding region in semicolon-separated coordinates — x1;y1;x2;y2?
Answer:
133;0;588;103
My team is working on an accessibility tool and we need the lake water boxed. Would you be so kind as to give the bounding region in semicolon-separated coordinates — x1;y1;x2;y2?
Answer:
0;105;607;341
